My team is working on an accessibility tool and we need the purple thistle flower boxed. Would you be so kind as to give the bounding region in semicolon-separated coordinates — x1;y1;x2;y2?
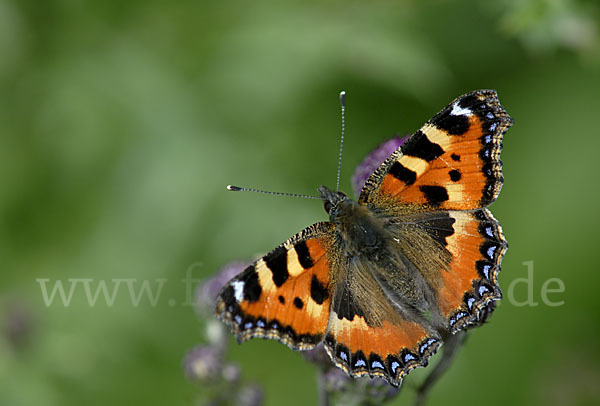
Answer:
363;376;401;400
183;345;224;382
235;383;263;406
323;367;352;392
351;135;409;197
302;343;332;370
221;363;242;383
2;300;33;352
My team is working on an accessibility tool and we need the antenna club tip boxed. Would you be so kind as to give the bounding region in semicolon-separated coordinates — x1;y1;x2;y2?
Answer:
339;91;346;104
227;185;242;191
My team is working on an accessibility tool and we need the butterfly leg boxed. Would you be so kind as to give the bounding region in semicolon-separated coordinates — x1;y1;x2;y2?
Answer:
414;330;467;406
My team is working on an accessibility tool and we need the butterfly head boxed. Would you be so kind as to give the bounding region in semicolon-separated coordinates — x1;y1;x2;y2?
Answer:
318;185;353;219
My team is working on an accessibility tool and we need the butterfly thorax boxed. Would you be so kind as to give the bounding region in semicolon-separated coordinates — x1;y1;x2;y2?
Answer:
319;185;389;260
319;185;445;320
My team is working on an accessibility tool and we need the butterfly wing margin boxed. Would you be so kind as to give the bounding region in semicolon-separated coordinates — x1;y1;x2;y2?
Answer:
215;222;337;350
359;90;513;211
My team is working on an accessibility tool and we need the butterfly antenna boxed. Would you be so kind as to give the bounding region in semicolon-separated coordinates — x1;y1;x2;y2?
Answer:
227;185;323;200
335;90;346;192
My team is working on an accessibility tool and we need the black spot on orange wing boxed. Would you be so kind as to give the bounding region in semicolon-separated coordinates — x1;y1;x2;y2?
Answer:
334;287;365;323
430;109;470;135
430;92;482;136
389;162;417;185
294;240;314;269
449;169;461;182
419;213;456;246
293;297;304;309
419;185;449;206
264;246;288;287
242;266;262;302
310;275;329;305
401;130;444;162
451;153;460;161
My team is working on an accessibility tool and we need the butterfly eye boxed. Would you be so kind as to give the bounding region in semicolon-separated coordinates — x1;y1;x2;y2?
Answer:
324;201;333;213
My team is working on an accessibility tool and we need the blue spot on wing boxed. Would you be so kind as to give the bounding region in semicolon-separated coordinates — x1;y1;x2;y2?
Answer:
371;361;384;370
487;245;497;259
420;338;438;355
482;264;491;279
467;297;476;310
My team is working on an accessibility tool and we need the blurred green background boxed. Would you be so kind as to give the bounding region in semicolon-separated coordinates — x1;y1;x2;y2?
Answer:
1;0;599;405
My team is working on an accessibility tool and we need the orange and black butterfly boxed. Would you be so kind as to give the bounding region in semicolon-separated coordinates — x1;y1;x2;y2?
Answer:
215;90;512;386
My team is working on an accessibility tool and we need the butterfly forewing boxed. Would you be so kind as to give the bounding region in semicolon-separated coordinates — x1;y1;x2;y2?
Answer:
215;222;337;350
360;90;513;211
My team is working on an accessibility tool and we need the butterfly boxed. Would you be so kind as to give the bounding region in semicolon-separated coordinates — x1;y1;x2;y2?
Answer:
215;90;512;386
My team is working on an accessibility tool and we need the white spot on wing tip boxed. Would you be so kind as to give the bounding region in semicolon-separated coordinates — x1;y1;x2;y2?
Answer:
450;102;472;117
232;280;244;302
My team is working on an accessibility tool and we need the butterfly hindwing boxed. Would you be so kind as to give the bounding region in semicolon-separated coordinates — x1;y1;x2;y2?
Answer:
436;209;506;332
215;222;337;350
324;287;441;386
402;208;507;333
360;90;513;210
